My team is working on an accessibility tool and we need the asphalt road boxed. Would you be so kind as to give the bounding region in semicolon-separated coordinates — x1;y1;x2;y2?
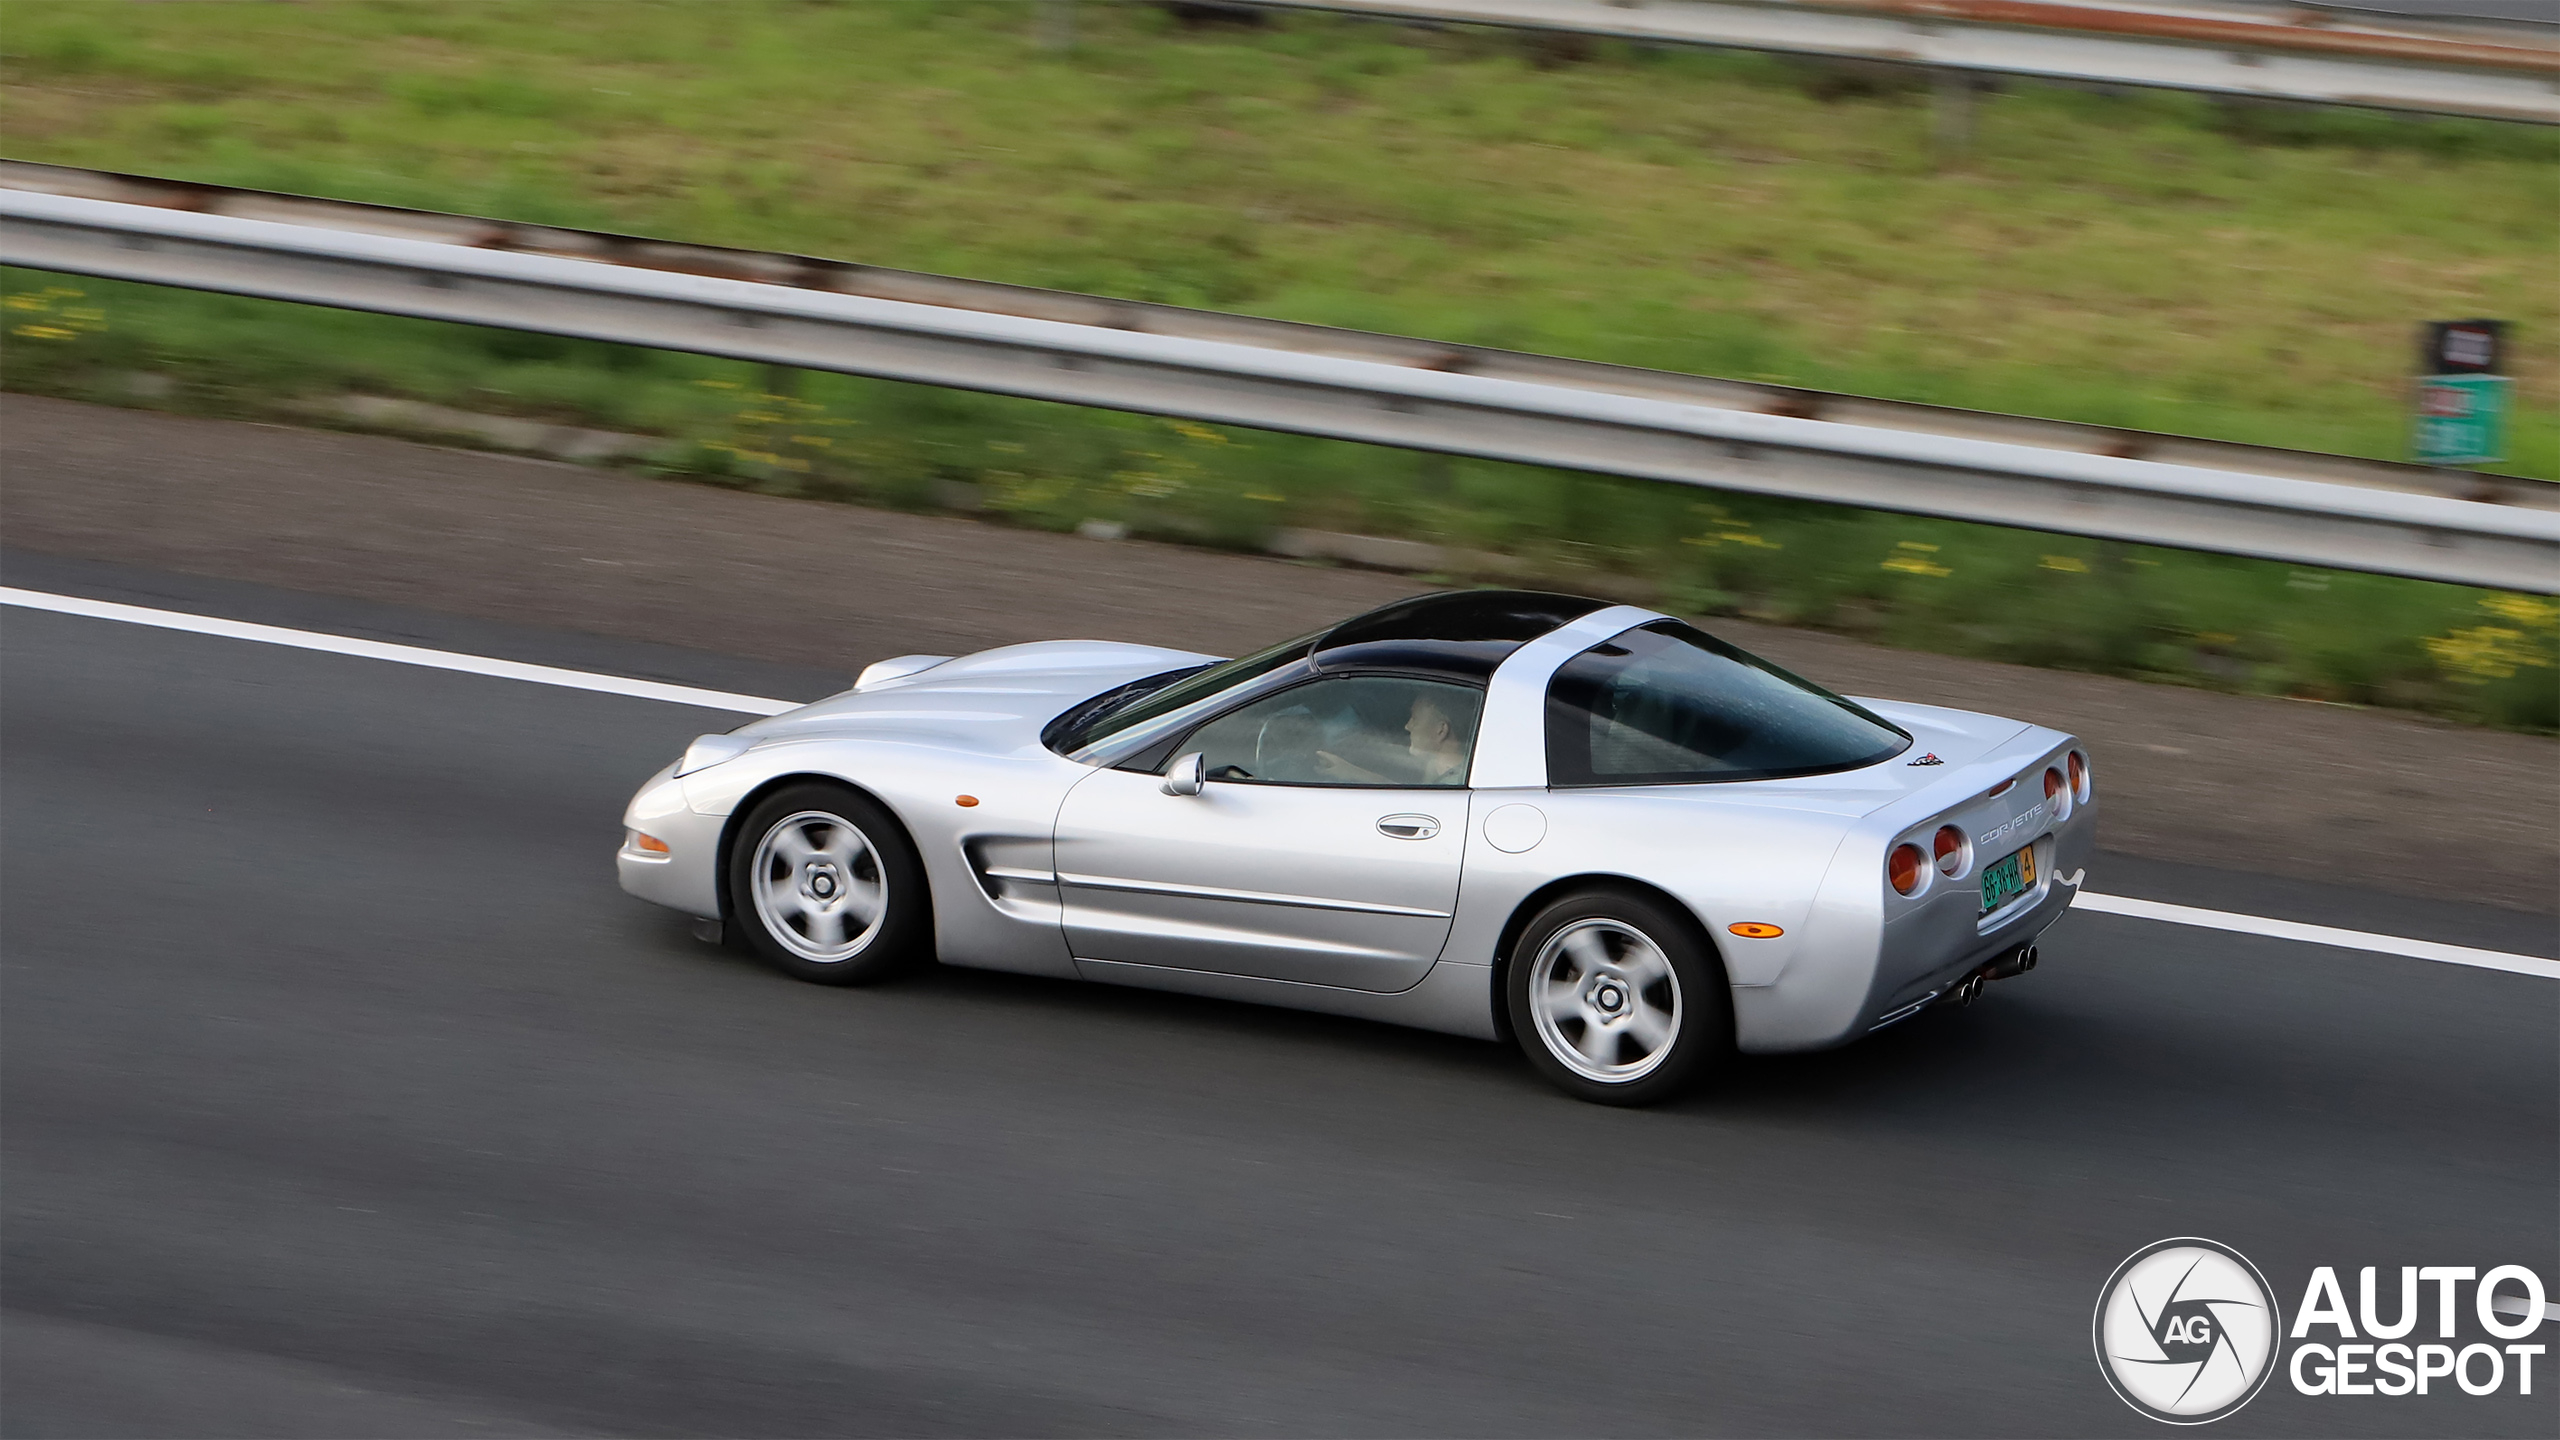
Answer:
3;563;2553;1438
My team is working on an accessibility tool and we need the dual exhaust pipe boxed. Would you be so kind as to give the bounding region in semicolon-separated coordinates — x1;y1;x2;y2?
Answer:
1948;944;2038;1007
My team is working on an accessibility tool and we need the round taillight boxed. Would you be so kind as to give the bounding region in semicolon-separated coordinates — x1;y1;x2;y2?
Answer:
1889;843;1926;896
2045;765;2072;821
2069;750;2091;802
1933;824;1967;877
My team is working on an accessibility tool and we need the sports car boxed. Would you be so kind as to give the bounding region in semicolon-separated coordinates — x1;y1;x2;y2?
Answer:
619;591;2095;1104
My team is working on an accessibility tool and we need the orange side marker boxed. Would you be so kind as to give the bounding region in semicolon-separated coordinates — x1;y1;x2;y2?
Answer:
1728;922;1784;939
955;795;981;808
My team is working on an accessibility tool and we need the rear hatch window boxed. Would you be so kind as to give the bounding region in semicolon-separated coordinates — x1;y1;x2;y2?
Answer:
1547;621;1910;786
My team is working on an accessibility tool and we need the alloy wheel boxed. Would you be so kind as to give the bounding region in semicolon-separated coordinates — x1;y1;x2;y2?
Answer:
749;810;887;963
1527;918;1684;1084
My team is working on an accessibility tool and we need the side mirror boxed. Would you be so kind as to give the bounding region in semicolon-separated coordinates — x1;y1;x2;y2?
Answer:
1161;751;1205;797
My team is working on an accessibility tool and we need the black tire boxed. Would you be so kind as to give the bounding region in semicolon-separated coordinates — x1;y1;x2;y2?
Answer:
1504;887;1730;1106
725;782;931;985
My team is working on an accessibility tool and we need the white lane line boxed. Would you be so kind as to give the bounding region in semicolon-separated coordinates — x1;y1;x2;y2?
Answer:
2492;1295;2560;1324
2071;891;2559;981
2;586;796;717
9;585;2555;980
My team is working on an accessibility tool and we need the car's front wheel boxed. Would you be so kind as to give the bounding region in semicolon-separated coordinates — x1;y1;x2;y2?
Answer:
1505;888;1729;1105
726;782;929;985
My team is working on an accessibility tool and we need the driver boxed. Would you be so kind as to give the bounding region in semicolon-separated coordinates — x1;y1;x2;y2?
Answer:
1315;693;1469;786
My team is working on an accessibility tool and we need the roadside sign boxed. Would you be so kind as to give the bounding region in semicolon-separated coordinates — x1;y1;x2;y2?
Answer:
2421;319;2503;375
2416;317;2498;376
2414;319;2509;466
2413;373;2511;467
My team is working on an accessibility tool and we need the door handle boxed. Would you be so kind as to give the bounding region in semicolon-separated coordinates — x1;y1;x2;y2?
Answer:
1377;814;1440;840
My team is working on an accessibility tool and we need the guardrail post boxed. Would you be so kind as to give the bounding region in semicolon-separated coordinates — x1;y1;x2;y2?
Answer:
1040;0;1079;51
1931;69;1977;161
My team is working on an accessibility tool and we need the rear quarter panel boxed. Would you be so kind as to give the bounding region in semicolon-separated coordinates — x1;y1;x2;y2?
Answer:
1449;785;1874;1045
1449;720;2095;1055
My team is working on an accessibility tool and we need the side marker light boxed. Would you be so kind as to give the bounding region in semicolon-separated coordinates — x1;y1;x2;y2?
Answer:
632;832;669;854
1728;922;1784;939
955;794;981;808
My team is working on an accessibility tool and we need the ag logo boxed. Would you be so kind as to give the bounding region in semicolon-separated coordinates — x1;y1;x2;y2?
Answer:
2094;1238;2281;1424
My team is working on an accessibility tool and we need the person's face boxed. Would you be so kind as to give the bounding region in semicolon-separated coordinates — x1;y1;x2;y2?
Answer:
1406;698;1451;754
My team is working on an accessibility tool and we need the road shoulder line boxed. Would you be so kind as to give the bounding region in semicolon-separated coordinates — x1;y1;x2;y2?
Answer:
2068;891;2558;980
1;584;796;717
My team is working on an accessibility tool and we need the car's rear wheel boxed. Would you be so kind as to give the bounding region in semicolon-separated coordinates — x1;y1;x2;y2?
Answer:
726;782;929;985
1505;888;1728;1105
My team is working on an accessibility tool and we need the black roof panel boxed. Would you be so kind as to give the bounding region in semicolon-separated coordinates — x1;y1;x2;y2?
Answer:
1310;591;1609;681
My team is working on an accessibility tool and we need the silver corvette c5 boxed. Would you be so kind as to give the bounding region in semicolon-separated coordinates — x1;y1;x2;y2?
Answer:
619;591;2095;1104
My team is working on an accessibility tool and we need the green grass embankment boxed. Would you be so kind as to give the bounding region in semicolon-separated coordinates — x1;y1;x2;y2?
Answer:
1;1;2552;727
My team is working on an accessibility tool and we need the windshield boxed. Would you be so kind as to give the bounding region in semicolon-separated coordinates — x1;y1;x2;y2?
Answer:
1546;621;1909;785
1048;629;1319;763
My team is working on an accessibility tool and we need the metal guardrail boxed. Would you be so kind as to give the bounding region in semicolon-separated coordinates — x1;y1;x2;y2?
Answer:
2;179;2554;592
3;162;2529;503
1240;0;2560;123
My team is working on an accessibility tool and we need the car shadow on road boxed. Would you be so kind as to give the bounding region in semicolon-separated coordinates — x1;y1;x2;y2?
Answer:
641;910;2548;1163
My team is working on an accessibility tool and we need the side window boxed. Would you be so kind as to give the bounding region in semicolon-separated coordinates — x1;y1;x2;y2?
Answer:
1184;676;1483;788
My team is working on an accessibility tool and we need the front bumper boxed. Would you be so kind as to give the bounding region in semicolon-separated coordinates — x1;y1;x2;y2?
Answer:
616;763;725;920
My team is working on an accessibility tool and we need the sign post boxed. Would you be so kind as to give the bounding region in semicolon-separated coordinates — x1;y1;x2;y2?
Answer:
2413;320;2510;467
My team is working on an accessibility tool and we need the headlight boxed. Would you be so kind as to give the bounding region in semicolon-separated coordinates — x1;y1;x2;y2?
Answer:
674;733;753;777
855;653;953;690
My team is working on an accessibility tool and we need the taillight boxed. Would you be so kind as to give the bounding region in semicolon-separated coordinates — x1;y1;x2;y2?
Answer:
1933;824;1967;877
1889;843;1926;896
2045;765;2073;822
2069;750;2091;802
